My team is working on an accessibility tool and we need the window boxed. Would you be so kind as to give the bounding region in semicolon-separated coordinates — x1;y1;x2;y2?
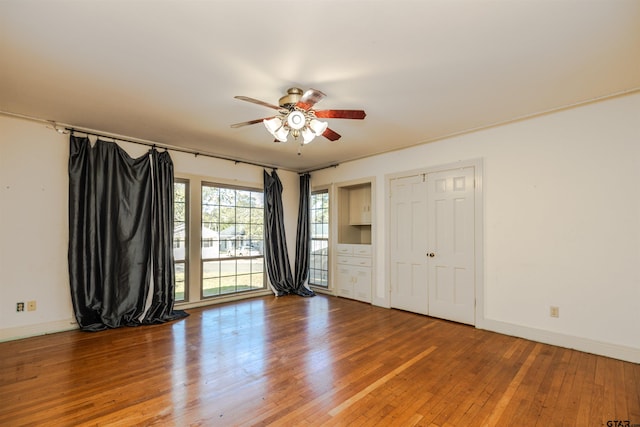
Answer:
201;183;265;297
173;179;188;302
309;189;329;287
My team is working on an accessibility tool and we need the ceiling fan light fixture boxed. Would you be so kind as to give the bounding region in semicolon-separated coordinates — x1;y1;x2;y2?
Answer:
274;126;289;142
263;116;283;134
264;117;288;142
309;118;328;136
233;87;365;145
301;127;316;144
287;110;306;130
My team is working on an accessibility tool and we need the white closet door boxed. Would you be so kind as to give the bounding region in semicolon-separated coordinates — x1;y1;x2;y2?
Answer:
390;175;429;314
427;167;475;325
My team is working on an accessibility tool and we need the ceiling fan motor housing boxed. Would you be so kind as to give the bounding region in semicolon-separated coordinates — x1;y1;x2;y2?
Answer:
279;87;303;107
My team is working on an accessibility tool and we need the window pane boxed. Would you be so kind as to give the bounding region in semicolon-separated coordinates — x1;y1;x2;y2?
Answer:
219;259;237;295
236;190;252;207
252;192;264;208
174;220;186;261
202;260;221;297
310;241;328;287
174;183;186;222
236;207;251;223
309;190;329;287
201;183;266;297
175;262;186;302
202;186;219;205
219;188;236;206
174;180;188;301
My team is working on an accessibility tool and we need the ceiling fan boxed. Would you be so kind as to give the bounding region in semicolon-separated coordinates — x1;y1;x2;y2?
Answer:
230;87;366;144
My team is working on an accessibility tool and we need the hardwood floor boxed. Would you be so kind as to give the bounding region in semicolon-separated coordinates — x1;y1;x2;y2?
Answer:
1;295;638;426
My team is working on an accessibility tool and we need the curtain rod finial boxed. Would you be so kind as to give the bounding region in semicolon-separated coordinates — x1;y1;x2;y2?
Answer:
46;120;70;135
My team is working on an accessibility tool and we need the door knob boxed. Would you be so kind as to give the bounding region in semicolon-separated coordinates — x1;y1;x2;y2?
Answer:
427;252;435;257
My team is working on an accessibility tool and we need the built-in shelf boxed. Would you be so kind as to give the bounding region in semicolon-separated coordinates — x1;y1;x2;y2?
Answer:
335;179;373;303
338;181;372;245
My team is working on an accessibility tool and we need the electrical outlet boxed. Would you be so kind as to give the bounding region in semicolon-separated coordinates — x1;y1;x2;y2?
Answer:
27;300;36;311
16;302;25;312
550;306;559;318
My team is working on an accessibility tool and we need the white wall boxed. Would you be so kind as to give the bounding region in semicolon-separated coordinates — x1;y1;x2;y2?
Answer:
0;115;300;340
0;117;72;337
312;92;640;362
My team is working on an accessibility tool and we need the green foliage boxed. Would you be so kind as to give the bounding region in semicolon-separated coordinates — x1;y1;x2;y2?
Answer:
311;191;329;238
202;185;264;238
174;182;187;222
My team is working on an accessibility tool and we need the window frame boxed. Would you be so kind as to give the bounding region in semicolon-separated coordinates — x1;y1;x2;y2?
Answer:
173;178;189;302
309;188;330;288
200;181;266;299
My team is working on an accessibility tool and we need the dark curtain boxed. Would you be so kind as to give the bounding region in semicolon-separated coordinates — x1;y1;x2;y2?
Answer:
263;170;295;296
263;170;315;297
68;136;187;331
142;150;184;321
293;173;315;297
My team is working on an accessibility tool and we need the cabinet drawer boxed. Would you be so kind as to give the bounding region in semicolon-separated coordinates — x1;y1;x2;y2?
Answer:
336;244;371;256
353;245;372;256
336;245;353;255
336;256;372;267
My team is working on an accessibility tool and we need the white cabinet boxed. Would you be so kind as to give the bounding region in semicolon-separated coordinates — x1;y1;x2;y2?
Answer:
335;179;374;303
337;180;373;245
348;185;371;225
336;244;372;303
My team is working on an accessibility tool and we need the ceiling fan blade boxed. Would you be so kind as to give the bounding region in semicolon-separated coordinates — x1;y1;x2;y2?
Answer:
314;109;367;120
322;128;341;141
234;96;282;110
230;117;274;128
296;88;326;110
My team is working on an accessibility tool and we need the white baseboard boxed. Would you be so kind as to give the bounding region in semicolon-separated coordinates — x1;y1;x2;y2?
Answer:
477;318;640;364
3;310;637;365
0;318;79;342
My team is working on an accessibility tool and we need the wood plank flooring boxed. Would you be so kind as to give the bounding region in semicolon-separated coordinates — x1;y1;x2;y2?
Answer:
1;295;638;426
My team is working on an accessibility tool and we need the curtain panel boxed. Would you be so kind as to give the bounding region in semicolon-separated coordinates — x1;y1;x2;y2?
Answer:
68;136;187;331
263;170;294;296
263;170;314;297
294;173;315;297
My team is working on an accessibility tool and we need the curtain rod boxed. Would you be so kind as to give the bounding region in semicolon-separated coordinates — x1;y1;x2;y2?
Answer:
1;109;342;173
71;128;344;174
69;128;341;174
300;164;339;174
0;110;284;171
67;127;283;171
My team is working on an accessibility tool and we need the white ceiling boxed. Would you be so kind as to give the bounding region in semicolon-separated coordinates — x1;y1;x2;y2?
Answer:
1;0;639;172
